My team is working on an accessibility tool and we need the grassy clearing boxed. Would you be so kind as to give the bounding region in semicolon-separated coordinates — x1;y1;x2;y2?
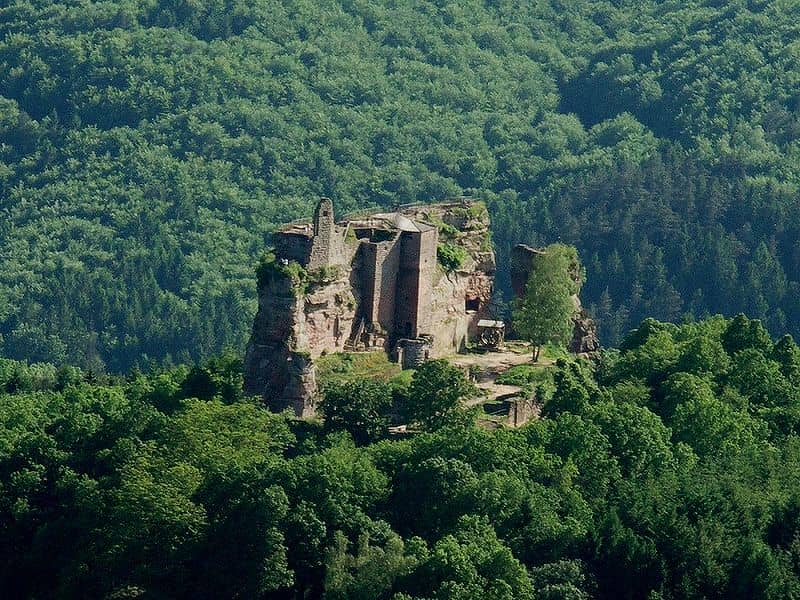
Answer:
503;341;532;354
316;351;406;389
542;342;571;361
501;340;569;363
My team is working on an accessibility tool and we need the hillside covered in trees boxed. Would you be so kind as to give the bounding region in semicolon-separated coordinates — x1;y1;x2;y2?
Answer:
3;0;800;369
4;314;800;598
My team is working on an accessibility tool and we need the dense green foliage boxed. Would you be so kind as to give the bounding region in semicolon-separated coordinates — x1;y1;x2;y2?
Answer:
320;379;393;445
399;359;476;431
5;314;800;597
3;0;800;367
436;242;468;272
495;364;556;401
514;244;577;360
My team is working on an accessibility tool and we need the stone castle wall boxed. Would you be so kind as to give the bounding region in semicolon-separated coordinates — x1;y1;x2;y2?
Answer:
398;338;431;369
308;197;334;269
244;198;496;416
244;198;599;417
273;232;311;264
416;228;438;334
425;269;494;356
396;230;438;339
362;236;402;337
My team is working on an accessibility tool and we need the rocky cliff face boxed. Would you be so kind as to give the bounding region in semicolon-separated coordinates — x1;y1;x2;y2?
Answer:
242;264;323;416
244;202;598;416
244;200;496;416
570;301;600;354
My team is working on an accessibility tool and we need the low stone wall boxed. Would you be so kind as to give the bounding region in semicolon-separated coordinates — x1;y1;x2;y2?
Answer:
398;338;431;369
506;395;539;428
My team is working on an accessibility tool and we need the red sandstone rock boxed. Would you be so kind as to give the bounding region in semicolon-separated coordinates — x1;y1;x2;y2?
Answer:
244;198;496;416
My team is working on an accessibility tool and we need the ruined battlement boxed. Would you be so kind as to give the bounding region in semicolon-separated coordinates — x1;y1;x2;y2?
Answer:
244;197;496;415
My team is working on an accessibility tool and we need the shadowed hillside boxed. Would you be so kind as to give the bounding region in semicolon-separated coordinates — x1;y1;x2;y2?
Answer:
2;0;800;368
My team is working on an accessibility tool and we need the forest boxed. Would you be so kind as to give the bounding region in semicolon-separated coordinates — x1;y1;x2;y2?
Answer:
4;2;800;596
4;314;800;598
2;0;800;369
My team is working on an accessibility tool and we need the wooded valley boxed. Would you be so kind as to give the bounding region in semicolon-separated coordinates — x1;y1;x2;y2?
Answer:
4;2;800;596
3;0;800;369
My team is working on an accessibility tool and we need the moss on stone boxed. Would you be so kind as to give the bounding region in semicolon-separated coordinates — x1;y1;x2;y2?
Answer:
468;201;488;219
257;252;308;295
437;242;468;271
306;265;340;290
426;213;460;240
480;232;494;252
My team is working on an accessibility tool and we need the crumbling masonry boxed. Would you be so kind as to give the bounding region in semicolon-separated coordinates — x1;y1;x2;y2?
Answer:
244;198;496;416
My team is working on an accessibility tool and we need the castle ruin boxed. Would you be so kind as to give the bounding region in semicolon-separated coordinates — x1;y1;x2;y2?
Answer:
244;198;496;416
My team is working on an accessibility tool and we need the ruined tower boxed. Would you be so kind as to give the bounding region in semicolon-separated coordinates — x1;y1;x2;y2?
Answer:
244;198;497;416
396;223;438;339
308;197;334;269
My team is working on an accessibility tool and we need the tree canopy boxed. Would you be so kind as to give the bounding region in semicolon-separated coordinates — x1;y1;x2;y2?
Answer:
4;314;800;597
513;244;578;360
2;0;800;367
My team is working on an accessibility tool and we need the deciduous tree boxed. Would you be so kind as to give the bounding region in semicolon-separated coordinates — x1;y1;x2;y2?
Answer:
401;360;475;431
513;245;578;361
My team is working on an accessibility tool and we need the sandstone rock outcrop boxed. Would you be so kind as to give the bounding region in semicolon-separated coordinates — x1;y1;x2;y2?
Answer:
510;243;599;354
244;198;496;415
570;305;600;354
244;201;599;417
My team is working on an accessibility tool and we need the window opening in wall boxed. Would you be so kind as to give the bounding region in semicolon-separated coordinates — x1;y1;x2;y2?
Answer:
465;297;480;312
